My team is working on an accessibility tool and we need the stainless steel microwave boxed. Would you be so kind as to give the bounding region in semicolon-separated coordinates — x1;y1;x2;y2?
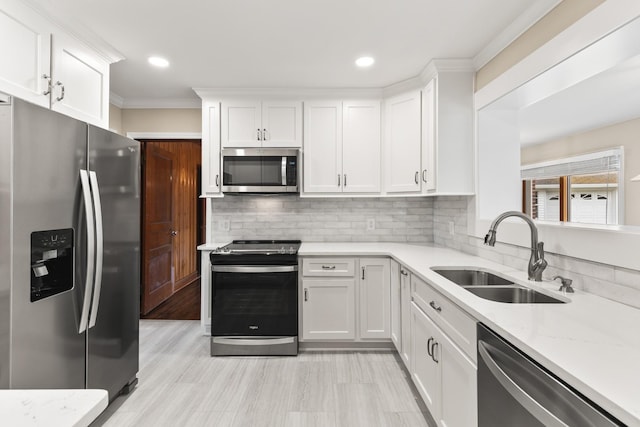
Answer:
221;148;299;193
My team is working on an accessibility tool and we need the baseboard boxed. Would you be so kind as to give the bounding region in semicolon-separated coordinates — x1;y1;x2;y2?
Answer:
299;340;395;351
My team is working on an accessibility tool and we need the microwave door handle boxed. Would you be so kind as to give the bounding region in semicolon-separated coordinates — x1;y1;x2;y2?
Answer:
478;341;568;427
281;156;287;185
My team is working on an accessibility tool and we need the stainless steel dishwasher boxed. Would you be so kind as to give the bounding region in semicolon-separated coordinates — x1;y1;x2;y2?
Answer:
477;323;624;427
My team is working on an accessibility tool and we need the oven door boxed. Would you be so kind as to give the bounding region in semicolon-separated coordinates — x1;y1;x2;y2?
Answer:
211;265;298;337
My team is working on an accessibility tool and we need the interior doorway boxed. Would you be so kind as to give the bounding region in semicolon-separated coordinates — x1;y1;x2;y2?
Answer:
139;139;204;318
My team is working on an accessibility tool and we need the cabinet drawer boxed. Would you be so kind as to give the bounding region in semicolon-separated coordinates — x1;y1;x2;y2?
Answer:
411;274;476;363
302;258;355;277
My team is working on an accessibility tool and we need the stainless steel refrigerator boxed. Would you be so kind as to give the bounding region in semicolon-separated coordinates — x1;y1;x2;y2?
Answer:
0;96;139;401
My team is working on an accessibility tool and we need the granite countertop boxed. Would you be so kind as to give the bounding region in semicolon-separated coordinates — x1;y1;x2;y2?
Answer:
299;242;640;427
0;389;108;427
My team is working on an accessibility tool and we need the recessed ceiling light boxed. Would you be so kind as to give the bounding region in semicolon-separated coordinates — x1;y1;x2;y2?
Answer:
355;56;375;68
148;56;170;68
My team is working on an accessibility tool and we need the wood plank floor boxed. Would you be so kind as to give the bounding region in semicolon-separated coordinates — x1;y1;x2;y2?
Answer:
142;279;201;320
93;320;433;427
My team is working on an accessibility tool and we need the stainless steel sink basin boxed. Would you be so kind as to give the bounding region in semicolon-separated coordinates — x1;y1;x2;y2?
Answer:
431;269;514;286
431;268;565;304
465;286;564;304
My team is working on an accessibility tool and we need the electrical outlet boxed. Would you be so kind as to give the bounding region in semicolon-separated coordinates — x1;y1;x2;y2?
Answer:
448;221;455;235
220;219;230;232
366;218;375;231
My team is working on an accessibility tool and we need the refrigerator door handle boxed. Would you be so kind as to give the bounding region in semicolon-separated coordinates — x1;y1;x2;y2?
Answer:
78;169;96;333
88;171;104;329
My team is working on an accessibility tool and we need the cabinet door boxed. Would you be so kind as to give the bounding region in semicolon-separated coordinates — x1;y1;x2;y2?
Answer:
221;100;262;147
411;302;440;418
201;100;221;196
421;79;436;193
384;91;422;193
400;267;411;366
359;258;390;339
303;101;343;193
390;260;401;352
439;332;477;427
0;0;52;108
302;278;355;340
342;100;381;193
50;31;109;128
261;100;302;147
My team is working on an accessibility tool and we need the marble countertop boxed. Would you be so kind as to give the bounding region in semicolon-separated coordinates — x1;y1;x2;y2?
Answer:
299;242;640;427
0;389;108;427
199;241;640;426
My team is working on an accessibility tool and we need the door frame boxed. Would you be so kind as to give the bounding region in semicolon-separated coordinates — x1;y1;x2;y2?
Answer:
129;132;204;316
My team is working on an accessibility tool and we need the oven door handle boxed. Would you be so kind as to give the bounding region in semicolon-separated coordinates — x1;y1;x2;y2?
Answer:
478;341;568;427
212;337;296;346
211;265;298;273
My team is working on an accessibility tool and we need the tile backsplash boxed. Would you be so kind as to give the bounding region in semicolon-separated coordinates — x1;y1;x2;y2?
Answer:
211;195;434;243
433;196;640;309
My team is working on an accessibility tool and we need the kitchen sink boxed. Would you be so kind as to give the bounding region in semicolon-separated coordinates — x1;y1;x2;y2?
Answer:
431;268;565;304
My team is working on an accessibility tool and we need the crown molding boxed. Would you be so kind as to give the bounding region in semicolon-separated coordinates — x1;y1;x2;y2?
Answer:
193;87;383;100
472;0;562;70
22;0;125;64
109;92;125;109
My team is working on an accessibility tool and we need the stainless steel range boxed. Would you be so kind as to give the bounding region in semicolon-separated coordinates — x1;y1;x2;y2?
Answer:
209;240;301;356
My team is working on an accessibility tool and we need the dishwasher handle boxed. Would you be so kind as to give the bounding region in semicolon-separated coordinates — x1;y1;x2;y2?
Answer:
478;341;568;427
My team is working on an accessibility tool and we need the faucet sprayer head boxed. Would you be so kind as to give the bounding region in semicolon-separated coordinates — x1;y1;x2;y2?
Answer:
484;230;496;246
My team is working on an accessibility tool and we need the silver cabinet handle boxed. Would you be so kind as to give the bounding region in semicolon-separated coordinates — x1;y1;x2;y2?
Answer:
415;171;419;184
362;266;365;280
400;269;408;276
344;174;347;187
257;128;262;141
427;337;433;357
431;341;439;363
338;174;341;187
263;128;268;141
215;174;220;187
422;169;428;183
78;170;95;334
88;171;104;329
478;341;566;427
42;74;52;95
321;265;336;270
429;300;442;313
170;230;178;236
304;288;308;301
55;81;65;101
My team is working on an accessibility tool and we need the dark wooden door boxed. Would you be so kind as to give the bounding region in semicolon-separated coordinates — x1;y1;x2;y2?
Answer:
142;144;175;315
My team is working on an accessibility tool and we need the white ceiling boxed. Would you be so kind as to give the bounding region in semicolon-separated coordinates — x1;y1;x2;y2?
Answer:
26;0;556;107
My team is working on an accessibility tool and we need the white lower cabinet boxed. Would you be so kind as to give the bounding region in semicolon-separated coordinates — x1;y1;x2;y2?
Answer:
390;260;402;352
359;258;390;339
302;277;356;340
411;301;477;427
399;266;412;366
301;257;390;342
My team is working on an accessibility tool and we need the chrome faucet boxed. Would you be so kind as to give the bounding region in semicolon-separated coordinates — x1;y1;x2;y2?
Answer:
484;211;548;281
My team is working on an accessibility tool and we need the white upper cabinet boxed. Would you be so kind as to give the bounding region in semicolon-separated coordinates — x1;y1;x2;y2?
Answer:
303;101;343;193
384;91;422;193
50;31;109;128
0;0;111;128
342;100;381;193
222;100;302;148
303;99;381;194
420;64;475;195
201;100;221;196
0;1;51;108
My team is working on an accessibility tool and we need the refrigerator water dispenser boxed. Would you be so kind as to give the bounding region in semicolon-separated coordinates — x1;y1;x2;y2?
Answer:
30;229;74;302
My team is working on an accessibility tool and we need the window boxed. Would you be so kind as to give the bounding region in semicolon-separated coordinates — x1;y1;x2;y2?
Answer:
522;149;622;225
